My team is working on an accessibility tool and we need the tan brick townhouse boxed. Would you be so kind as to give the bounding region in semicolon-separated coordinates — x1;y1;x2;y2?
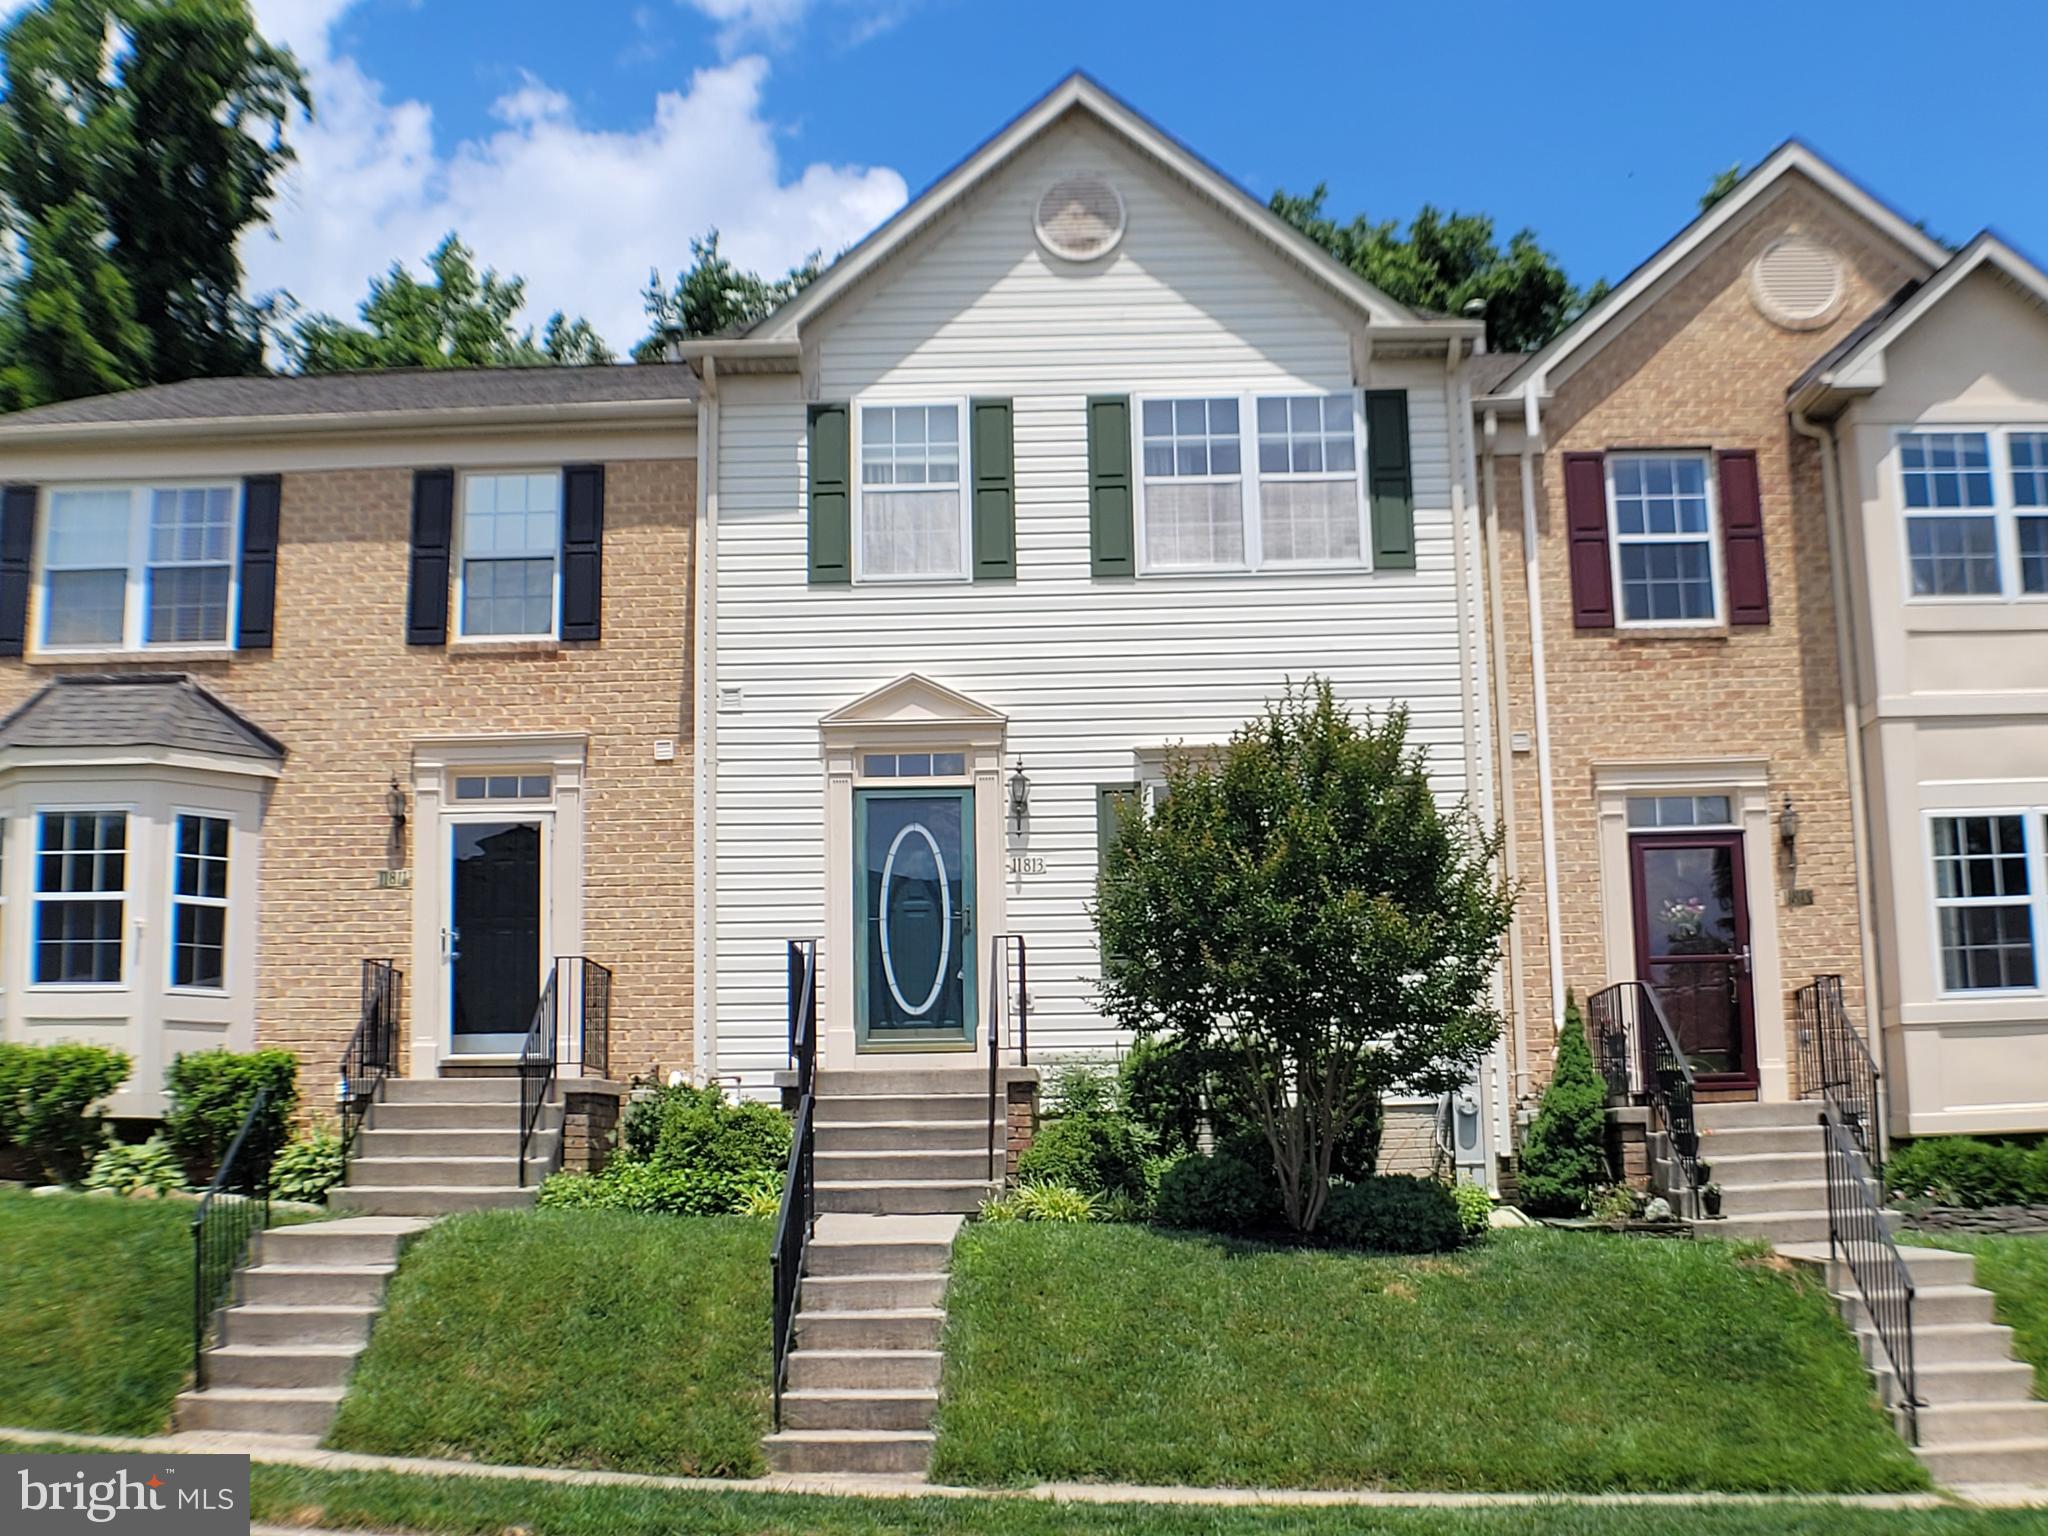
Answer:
0;367;699;1116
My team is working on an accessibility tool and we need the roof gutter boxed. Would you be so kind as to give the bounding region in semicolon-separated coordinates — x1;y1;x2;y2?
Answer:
0;395;699;449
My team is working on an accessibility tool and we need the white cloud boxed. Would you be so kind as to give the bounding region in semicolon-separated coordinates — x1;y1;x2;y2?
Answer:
681;0;813;57
242;1;906;354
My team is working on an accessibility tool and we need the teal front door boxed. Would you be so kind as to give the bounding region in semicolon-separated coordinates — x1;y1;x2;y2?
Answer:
855;789;975;1049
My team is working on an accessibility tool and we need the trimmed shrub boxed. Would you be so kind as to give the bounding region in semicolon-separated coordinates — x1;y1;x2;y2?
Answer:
163;1049;297;1183
271;1130;345;1204
1151;1151;1276;1235
1323;1175;1463;1255
536;1162;780;1216
1516;995;1611;1217
1015;1113;1152;1201
84;1134;185;1198
1452;1180;1492;1239
623;1081;791;1177
1885;1136;2045;1208
0;1041;131;1182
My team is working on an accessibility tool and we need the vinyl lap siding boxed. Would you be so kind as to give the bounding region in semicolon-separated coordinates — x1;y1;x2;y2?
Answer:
710;118;1480;1088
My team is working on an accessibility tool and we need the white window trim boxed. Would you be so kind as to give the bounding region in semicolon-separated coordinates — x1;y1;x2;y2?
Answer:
166;808;230;995
1894;426;2048;606
453;468;564;643
1131;389;1373;577
851;398;974;585
1624;793;1740;832
1604;451;1724;629
1924;808;2044;1000
34;481;242;656
28;803;134;992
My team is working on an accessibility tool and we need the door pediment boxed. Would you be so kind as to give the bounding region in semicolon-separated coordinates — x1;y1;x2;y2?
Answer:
821;674;1006;745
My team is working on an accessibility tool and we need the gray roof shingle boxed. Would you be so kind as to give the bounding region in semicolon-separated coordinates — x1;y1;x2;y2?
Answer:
0;675;284;762
1467;352;1532;396
0;364;699;432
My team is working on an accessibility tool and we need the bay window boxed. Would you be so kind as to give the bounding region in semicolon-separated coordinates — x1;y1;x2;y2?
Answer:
33;811;127;985
1929;813;2037;993
1898;428;2048;600
39;485;238;651
857;404;966;579
170;813;230;990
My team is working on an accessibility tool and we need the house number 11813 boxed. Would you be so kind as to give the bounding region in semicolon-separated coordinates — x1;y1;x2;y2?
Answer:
1008;855;1047;877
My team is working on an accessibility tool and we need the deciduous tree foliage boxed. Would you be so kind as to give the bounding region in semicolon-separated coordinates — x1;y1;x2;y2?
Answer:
288;235;615;372
0;0;307;406
1095;679;1512;1233
633;230;821;360
1269;186;1606;354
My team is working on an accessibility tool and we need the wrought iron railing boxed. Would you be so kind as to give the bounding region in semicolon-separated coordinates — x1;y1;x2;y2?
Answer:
517;965;559;1188
573;958;613;1080
771;937;819;1430
1796;974;1883;1179
1585;980;1703;1209
190;1088;277;1390
515;956;612;1185
1822;1104;1919;1445
986;934;1029;1186
338;959;402;1163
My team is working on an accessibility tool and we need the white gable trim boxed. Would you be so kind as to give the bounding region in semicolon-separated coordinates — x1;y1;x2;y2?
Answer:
1494;141;1946;401
746;73;1469;345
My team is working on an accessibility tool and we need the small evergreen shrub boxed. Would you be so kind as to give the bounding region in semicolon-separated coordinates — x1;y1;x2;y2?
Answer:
271;1130;345;1204
84;1134;185;1197
1516;994;1611;1217
0;1042;131;1182
1886;1136;2048;1207
1118;1037;1210;1156
1150;1151;1276;1234
535;1162;779;1216
1452;1180;1492;1238
1322;1175;1463;1255
623;1081;791;1177
1015;1113;1152;1201
163;1049;297;1183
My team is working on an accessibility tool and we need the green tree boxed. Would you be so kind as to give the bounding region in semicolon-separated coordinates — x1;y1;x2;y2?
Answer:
1516;994;1613;1217
1700;164;1742;213
287;234;614;372
632;230;821;361
1269;187;1602;353
0;0;308;406
1095;678;1512;1234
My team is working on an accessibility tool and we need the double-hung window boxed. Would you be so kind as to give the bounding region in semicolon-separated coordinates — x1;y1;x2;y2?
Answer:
1929;813;2037;993
170;813;230;991
1141;398;1245;570
40;485;238;650
2008;431;2048;595
1900;432;2001;597
33;811;127;986
1609;455;1718;624
1256;395;1363;564
459;472;561;638
857;404;965;580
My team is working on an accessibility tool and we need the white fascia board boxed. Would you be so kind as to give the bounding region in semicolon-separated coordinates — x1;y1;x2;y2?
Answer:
0;396;697;450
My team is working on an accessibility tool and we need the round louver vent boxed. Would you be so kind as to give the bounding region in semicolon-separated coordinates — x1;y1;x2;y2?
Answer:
1035;172;1125;262
1750;235;1844;329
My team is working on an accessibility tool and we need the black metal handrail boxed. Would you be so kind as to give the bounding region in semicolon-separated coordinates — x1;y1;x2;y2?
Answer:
771;937;819;1430
339;959;402;1163
1822;1105;1919;1445
517;965;559;1188
574;958;614;1080
1586;980;1703;1208
190;1088;277;1390
1796;974;1883;1179
986;934;1029;1186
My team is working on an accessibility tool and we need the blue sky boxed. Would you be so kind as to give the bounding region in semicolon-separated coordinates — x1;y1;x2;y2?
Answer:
204;0;2048;353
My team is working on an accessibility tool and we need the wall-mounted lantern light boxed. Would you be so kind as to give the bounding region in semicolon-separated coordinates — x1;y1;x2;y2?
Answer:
386;776;408;834
1779;794;1800;853
1009;757;1031;833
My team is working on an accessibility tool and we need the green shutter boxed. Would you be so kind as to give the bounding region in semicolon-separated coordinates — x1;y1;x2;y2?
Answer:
970;397;1016;580
1365;388;1415;571
1097;783;1139;860
1087;395;1135;577
807;402;851;585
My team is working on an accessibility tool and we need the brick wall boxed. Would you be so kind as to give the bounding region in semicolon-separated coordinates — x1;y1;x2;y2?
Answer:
1492;179;1922;1104
0;455;696;1112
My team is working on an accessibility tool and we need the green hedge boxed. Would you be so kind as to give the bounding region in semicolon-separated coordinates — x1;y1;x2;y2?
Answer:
163;1048;297;1184
0;1042;131;1183
1887;1136;2048;1208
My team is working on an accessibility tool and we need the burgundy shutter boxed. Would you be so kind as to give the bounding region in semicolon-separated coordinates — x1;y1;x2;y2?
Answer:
1718;449;1770;626
559;463;604;641
1563;452;1613;629
0;485;35;657
236;475;281;651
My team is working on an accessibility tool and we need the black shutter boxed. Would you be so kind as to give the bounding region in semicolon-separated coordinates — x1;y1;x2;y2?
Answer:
0;485;35;657
560;463;604;641
406;468;455;646
236;475;281;651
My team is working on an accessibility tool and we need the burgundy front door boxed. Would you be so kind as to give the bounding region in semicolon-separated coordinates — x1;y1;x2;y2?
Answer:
1630;830;1758;1091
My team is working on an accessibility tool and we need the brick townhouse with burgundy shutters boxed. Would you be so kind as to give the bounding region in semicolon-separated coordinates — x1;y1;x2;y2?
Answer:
0;366;700;1124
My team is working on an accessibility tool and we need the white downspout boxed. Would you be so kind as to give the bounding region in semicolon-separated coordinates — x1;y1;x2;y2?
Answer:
692;356;720;1086
1792;402;1887;1130
1520;383;1569;1042
1480;409;1530;1111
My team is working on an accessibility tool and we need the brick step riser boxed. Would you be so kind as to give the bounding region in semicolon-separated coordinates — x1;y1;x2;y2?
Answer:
800;1276;948;1312
786;1352;942;1391
1902;1403;2048;1447
1916;1443;2048;1485
806;1242;954;1278
781;1395;938;1432
1858;1325;2013;1368
237;1269;392;1307
257;1230;409;1268
812;1096;988;1125
173;1392;341;1438
765;1437;932;1477
368;1103;560;1133
795;1314;944;1351
198;1349;360;1390
381;1079;532;1105
329;1187;538;1217
816;1184;993;1216
818;1152;996;1183
224;1309;373;1348
815;1122;990;1154
348;1158;542;1189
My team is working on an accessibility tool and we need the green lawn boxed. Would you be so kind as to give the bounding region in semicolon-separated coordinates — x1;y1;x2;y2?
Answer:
325;1209;770;1477
930;1226;1926;1494
1912;1233;2048;1396
0;1189;196;1435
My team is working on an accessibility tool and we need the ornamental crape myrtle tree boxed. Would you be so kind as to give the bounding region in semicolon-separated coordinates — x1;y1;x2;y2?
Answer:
1095;679;1513;1234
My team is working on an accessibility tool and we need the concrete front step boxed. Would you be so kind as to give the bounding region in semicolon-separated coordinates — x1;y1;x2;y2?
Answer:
349;1155;549;1189
1699;1152;1825;1184
237;1263;394;1307
1888;1358;2040;1406
799;1273;948;1312
1703;1209;1900;1245
1915;1438;2048;1485
814;1070;986;1098
1844;1285;1997;1329
1714;1180;1830;1217
794;1308;945;1352
813;1093;987;1125
1907;1400;2048;1447
807;1239;955;1278
1694;1100;1828;1130
382;1076;528;1103
223;1304;377;1347
787;1349;943;1392
764;1429;934;1476
172;1386;345;1437
816;1119;989;1153
329;1185;537;1216
199;1342;363;1390
256;1217;425;1268
1861;1321;2016;1367
1696;1124;1827;1157
780;1388;939;1432
817;1149;997;1183
367;1101;557;1132
817;1179;995;1216
356;1127;551;1158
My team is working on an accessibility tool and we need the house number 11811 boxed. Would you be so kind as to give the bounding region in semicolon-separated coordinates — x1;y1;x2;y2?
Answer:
1008;855;1047;877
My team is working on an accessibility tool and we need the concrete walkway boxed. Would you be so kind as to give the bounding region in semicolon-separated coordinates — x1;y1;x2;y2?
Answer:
9;1422;2045;1508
